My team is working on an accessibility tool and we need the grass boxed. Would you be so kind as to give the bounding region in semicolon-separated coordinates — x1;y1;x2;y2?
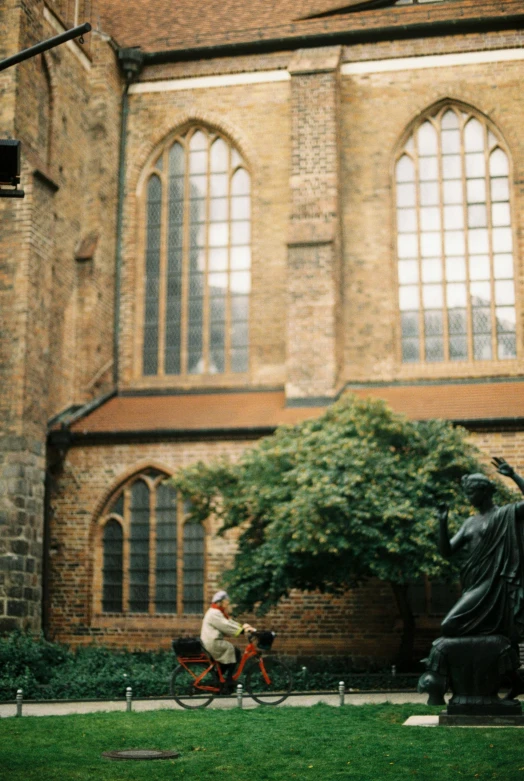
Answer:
0;703;520;781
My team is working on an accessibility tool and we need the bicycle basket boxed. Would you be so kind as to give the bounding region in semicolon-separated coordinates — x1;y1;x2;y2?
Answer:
255;631;275;651
172;637;204;657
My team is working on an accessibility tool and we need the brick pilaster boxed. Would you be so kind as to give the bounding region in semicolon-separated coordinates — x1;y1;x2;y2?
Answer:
286;46;343;402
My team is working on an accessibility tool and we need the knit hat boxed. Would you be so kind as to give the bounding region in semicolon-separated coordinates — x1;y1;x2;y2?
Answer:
212;590;229;603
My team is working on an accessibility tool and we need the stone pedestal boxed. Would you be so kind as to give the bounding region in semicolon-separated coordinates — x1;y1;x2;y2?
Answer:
419;634;522;716
439;712;524;727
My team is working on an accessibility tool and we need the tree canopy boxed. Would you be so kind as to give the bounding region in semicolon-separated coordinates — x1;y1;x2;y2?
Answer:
171;394;516;619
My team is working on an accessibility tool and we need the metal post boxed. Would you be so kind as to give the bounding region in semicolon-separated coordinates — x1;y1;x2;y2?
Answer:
126;686;132;712
236;683;243;709
391;665;397;678
16;689;23;717
338;681;345;707
0;23;91;73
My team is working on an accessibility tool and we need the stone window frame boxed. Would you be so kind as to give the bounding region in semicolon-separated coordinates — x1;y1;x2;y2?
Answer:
136;124;252;382
394;100;519;367
93;469;207;618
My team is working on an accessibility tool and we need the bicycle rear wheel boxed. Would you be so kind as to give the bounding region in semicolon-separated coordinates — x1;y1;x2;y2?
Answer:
245;657;293;705
170;663;218;709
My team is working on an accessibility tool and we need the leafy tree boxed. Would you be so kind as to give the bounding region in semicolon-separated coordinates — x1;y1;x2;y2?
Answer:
171;394;516;666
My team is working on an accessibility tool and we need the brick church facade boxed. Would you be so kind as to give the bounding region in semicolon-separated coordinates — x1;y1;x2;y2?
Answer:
1;0;524;664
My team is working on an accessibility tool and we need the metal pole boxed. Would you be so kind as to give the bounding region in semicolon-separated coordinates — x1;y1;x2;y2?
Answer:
236;683;243;709
0;23;91;73
391;665;397;679
126;686;132;712
338;681;345;707
16;689;23;717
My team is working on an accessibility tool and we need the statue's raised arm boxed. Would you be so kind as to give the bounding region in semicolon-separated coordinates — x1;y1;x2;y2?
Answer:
492;456;524;498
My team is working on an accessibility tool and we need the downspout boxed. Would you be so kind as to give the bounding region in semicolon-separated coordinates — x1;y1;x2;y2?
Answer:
113;48;144;386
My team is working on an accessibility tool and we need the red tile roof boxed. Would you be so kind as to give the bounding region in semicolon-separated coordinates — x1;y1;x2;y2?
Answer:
69;382;524;436
99;0;522;55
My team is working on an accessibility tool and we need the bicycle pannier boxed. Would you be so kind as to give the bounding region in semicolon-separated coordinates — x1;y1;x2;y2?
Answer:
172;637;204;656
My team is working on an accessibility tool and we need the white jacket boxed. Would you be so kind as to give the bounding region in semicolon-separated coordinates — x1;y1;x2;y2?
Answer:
200;606;243;664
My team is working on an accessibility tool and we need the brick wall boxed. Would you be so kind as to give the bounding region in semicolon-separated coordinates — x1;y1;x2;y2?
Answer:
46;427;524;662
0;1;119;632
339;52;524;384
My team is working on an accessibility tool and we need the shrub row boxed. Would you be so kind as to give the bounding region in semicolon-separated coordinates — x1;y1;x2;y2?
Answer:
0;632;417;701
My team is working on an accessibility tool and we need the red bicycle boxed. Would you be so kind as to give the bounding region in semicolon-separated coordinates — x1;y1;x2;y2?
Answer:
170;631;293;709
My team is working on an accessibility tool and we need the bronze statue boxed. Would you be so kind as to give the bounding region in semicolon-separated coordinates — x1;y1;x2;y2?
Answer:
438;457;524;642
419;457;524;719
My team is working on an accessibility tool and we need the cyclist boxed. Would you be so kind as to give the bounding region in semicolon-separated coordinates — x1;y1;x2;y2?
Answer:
200;590;255;692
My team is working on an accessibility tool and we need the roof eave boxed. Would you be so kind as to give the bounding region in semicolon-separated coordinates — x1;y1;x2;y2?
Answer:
138;13;524;65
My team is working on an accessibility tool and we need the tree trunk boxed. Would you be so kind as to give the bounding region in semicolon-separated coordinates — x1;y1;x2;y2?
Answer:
390;582;416;671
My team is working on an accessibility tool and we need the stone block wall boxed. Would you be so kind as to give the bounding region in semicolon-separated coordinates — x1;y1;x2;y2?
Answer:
0;0;119;632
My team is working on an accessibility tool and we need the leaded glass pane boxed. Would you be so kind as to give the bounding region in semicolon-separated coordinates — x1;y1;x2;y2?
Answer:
417;122;437;156
498;333;516;359
425;336;444;362
401;311;419;338
129;481;150;612
396;155;415;183
445;256;466;281
231;246;251;270
443;180;463;205
402;338;419;362
442;155;461;180
493;254;513;279
464;119;484;152
473;334;492;360
398;260;418;285
469;255;490;281
210;138;229;172
490;148;509;177
183;522;205;614
231;168;250;196
397;208;417;233
399;285;419;311
102;520;123;613
155;482;178;613
420;207;440;232
421;258;442;283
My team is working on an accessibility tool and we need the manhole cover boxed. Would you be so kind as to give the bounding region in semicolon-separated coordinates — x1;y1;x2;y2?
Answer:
102;749;180;761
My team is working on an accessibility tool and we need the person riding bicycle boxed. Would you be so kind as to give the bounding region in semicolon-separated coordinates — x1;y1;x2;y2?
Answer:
200;590;255;693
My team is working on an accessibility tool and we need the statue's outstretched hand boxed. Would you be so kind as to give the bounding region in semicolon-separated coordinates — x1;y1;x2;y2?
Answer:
491;456;515;478
437;503;449;523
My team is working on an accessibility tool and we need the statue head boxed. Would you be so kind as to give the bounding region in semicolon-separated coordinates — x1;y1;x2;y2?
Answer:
461;473;496;507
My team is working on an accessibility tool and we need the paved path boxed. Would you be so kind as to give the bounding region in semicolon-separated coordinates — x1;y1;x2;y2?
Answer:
0;691;427;718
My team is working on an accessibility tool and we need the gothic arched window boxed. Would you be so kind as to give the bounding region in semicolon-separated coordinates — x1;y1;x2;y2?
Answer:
99;470;205;615
395;104;517;364
142;127;251;378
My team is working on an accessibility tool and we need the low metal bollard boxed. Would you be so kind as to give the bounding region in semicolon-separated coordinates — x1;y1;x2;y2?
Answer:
16;688;23;717
236;683;243;709
338;681;345;707
126;686;133;712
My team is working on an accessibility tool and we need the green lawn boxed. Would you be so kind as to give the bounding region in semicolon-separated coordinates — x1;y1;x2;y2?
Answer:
0;703;520;781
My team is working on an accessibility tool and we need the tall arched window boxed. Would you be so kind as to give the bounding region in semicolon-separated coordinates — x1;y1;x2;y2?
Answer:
99;470;205;615
142;127;251;377
395;104;517;364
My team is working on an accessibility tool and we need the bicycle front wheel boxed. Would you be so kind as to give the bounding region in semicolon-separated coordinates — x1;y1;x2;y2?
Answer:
245;657;293;705
170;663;218;709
